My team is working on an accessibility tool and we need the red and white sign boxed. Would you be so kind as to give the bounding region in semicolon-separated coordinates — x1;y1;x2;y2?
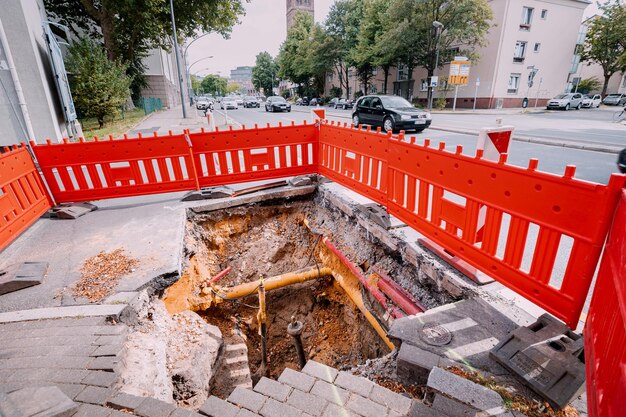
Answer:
477;125;514;161
310;108;326;122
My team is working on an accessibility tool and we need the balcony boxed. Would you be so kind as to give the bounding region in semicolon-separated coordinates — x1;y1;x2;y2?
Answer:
513;56;525;63
519;23;531;31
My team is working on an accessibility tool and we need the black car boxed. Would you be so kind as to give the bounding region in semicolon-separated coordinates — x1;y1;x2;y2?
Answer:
351;95;432;133
265;96;291;112
243;96;260;108
297;96;310;105
618;148;626;173
335;98;354;110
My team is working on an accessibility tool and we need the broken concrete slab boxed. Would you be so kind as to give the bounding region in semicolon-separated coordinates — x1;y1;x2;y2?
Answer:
0;262;48;296
0;385;78;417
357;203;391;229
48;203;97;220
288;175;316;187
490;313;585;409
181;186;234;201
0;304;127;324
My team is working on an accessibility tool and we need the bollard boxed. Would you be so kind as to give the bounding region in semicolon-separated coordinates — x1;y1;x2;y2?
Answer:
287;315;306;369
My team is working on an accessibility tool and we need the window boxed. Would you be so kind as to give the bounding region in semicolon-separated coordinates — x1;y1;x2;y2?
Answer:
371;68;378;75
520;7;533;29
397;64;409;81
514;41;527;62
360;97;372;108
369;83;378;93
327;73;333;82
541;9;548;19
371;97;382;108
508;74;521;93
348;69;353;77
534;43;541;52
420;79;428;91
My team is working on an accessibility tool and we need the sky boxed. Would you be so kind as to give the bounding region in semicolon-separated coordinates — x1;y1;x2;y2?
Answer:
186;0;335;79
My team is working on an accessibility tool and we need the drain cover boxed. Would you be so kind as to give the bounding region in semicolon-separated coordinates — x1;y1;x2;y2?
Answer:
420;322;452;346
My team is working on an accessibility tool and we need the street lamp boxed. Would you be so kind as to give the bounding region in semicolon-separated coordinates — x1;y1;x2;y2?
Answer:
188;56;214;73
169;0;187;118
428;20;444;111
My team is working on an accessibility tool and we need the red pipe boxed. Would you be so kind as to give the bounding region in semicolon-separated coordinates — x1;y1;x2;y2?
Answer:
322;238;404;319
372;267;427;314
209;267;232;284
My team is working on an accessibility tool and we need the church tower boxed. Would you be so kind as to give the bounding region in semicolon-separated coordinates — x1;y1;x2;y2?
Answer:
286;0;314;32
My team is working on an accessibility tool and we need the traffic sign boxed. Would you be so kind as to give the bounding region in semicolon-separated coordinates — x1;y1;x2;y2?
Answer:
430;76;439;87
449;58;471;86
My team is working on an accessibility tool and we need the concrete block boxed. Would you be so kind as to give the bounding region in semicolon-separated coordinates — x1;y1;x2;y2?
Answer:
431;394;478;417
259;398;302;417
73;403;113;417
334;372;374;397
310;380;349;406
0;262;47;295
90;344;125;357
170;409;196;417
134;397;177;417
302;360;338;383
82;370;118;388
55;383;87;400
397;343;440;384
0;385;78;417
0;305;128;324
286;389;328;416
235;409;262;417
74;386;114;406
93;325;128;336
50;369;91;385
321;403;360;417
278;368;316;392
289;175;315;187
48;202;97;219
407;401;449;417
346;394;388;417
227;386;267;413
369;385;413;415
107;392;146;411
88;356;123;372
199;395;239;417
253;377;292;402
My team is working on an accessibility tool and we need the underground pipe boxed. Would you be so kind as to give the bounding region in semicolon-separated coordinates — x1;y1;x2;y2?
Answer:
220;267;332;299
372;268;427;315
287;316;306;369
209;266;232;284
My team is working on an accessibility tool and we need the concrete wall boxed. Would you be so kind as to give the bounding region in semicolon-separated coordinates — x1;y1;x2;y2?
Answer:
141;48;183;108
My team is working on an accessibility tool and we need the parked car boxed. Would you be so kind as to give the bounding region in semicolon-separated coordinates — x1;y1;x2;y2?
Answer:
546;93;583;110
195;97;210;110
603;93;626;106
297;97;310;106
351;95;432;133
221;97;238;110
328;98;340;107
581;94;602;108
619;148;626;174
234;96;244;106
243;96;260;108
335;98;354;110
310;98;322;106
265;96;291;112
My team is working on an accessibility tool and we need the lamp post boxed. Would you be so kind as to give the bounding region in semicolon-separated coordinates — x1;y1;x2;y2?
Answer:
428;21;444;111
169;0;187;118
183;33;211;102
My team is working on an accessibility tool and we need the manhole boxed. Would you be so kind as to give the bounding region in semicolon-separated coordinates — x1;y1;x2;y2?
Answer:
420;322;452;346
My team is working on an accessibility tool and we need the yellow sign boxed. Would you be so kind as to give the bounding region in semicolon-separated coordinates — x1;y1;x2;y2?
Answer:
449;60;471;86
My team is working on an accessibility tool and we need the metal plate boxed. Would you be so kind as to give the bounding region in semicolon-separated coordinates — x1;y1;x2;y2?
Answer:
420;322;452;346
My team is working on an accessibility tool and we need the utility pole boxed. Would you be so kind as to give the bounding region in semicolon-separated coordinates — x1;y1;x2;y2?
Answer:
169;0;187;118
428;21;444;111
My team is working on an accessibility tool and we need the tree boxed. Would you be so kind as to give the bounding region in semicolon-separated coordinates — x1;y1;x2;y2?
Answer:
252;52;278;96
66;38;130;128
200;74;228;96
44;0;245;99
576;76;602;94
582;1;626;95
227;82;241;94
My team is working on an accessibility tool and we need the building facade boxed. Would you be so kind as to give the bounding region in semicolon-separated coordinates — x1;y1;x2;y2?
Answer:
230;66;256;95
141;48;186;109
287;0;314;31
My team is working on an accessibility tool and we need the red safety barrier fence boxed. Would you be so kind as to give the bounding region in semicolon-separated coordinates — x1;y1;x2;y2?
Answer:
0;145;52;251
319;121;625;328
584;190;626;417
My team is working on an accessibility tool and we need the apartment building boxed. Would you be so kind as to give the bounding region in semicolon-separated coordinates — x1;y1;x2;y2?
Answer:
230;66;256;95
141;48;186;109
325;0;590;109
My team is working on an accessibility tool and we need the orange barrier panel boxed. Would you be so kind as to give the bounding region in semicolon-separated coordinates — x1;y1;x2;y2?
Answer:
31;134;198;202
584;190;626;417
0;145;52;251
189;122;318;187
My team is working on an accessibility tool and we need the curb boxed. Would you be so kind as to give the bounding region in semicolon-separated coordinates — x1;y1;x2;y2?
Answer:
0;304;128;323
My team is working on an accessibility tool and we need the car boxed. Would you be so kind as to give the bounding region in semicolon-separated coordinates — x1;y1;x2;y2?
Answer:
619;148;626;173
351;95;432;133
195;97;210;110
234;96;244;106
310;98;323;106
265;96;291;112
603;93;626;106
335;98;354;110
220;97;238;110
243;96;260;108
581;94;602;108
328;98;340;107
297;97;310;106
546;93;583;110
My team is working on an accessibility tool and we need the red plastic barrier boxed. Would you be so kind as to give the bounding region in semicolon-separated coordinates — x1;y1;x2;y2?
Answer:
584;190;626;417
0;145;52;251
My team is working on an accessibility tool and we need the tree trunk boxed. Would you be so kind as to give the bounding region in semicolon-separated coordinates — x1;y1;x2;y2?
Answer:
383;66;390;95
344;66;350;99
426;68;434;108
99;9;116;60
601;73;611;96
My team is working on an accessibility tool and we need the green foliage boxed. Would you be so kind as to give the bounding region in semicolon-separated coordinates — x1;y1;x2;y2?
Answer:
582;1;626;95
576;76;602;94
329;86;342;98
434;97;448;110
227;83;241;94
252;52;278;96
200;74;228;96
66;38;130;128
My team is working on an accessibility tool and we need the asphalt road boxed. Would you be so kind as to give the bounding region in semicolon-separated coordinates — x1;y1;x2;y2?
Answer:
214;105;622;185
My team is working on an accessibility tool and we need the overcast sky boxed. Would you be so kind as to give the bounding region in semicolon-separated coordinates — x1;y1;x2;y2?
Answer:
186;0;599;79
186;0;334;78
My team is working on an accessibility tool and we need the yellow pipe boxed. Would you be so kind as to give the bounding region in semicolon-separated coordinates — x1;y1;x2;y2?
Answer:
221;267;333;299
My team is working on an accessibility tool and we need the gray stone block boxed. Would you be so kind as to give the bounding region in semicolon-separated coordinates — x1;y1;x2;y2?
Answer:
90;344;125;357
0;385;78;417
88;356;123;372
334;372;374;397
199;396;239;417
286;389;328;416
310;380;349;406
259;398;302;417
227;386;267;413
55;383;87;400
82;370;118;388
51;369;91;384
408;400;452;417
278;368;316;392
369;384;413;415
107;392;146;411
74;386;114;406
431;394;478;417
236;409;262;417
346;394;388;417
93;325;128;336
0;262;48;296
302;360;338;383
253;377;292;402
397;343;452;385
134;397;176;417
73;403;113;417
321;402;360;417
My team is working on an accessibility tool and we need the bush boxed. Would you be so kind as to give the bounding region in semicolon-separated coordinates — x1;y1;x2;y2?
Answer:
66;38;131;128
435;97;447;110
329;86;342;98
575;77;601;94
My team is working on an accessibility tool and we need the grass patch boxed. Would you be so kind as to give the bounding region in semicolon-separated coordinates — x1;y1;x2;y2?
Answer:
80;108;148;140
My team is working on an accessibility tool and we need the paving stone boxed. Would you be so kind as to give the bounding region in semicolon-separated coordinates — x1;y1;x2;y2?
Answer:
321;402;360;417
73;403;113;417
278;368;316;392
286;389;328;416
431;394;477;417
107;392;146;411
169;409;194;417
94;335;127;345
74;386;114;406
310;380;349;406
3;355;92;369
254;377;292;402
55;383;87;400
94;325;128;336
334;372;375;397
134;397;176;417
0;385;78;417
346;393;388;417
259;398;302;417
51;369;91;384
236;409;261;417
6;367;57;382
199;395;239;417
82;370;119;388
302;360;338;383
369;384;413;415
397;343;441;384
408;400;450;417
227;386;268;413
88;356;123;372
90;344;125;357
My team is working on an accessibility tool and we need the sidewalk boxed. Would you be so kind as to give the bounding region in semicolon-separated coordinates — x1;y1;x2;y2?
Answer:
127;104;232;136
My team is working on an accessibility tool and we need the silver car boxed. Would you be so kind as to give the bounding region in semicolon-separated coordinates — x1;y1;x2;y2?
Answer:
603;93;626;106
546;93;583;110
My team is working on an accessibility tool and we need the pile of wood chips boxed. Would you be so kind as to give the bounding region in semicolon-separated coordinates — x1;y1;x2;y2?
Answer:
73;249;138;302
